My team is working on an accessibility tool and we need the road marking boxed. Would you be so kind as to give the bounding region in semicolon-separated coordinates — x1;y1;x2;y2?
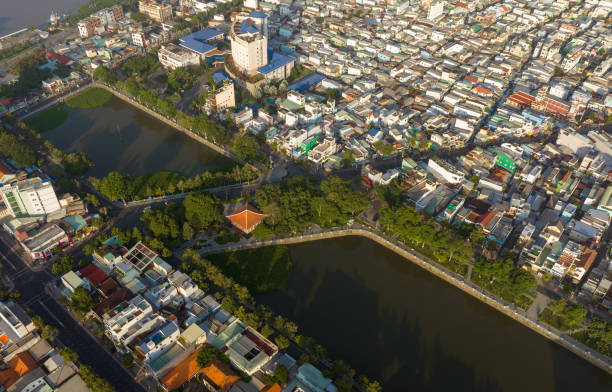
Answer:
36;300;65;328
9;268;28;278
0;253;17;270
24;292;47;306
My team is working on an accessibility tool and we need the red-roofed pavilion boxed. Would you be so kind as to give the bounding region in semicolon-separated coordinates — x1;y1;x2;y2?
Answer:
226;203;265;234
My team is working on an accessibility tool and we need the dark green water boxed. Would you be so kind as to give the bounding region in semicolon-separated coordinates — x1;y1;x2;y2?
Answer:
43;96;233;177
257;236;612;392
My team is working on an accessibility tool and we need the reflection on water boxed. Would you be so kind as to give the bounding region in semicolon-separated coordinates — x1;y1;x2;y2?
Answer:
258;236;612;392
0;0;86;35
43;96;233;177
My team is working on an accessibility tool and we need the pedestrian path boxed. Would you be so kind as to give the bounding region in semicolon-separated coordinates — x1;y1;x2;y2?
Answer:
527;292;551;320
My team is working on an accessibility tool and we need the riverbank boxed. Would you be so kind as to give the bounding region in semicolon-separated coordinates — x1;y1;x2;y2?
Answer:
197;225;612;376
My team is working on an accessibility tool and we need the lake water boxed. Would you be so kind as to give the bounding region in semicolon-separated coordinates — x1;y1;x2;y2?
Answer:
0;0;85;36
43;96;234;177
258;236;612;392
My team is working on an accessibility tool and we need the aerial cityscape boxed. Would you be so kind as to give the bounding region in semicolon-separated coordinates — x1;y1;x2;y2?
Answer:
0;0;611;391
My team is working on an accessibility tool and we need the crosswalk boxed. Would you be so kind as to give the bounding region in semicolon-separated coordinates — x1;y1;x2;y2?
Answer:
7;267;29;279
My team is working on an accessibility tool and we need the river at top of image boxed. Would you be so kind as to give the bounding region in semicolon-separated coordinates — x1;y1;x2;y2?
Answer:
0;0;85;36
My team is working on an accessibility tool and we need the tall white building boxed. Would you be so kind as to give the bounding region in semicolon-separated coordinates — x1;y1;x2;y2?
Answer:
0;178;61;218
230;12;269;74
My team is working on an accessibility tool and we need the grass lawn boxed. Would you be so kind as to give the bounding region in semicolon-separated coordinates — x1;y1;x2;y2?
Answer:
66;87;113;109
26;106;68;132
208;245;292;294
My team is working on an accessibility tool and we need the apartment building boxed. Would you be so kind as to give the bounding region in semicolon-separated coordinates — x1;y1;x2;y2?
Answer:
158;43;200;69
0;177;61;218
211;81;236;112
0;301;35;351
104;295;154;345
139;1;173;23
230;12;269;74
135;320;180;362
77;4;124;38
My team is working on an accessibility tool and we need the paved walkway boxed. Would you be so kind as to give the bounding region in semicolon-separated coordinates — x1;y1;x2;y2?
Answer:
527;292;552;320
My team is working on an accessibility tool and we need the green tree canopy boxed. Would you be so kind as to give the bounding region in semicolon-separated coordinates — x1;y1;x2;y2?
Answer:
60;347;79;362
183;192;223;230
0;128;37;167
196;345;229;367
233;135;260;162
93;66;117;85
99;171;132;202
71;287;95;314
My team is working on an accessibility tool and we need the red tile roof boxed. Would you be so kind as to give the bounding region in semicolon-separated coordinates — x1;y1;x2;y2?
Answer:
160;349;204;391
46;51;71;65
226;203;266;234
94;288;133;317
79;263;108;287
200;359;239;391
0;352;38;388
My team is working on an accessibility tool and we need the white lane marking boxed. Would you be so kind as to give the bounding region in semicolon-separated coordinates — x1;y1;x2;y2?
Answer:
37;300;65;328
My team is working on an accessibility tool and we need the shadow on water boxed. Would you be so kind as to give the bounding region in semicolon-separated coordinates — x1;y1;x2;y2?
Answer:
257;236;612;392
266;266;504;391
41;96;232;177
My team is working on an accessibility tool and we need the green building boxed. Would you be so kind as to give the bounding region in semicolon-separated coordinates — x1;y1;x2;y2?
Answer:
495;153;516;173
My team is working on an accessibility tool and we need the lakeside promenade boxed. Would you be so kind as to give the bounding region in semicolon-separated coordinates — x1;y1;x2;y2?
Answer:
194;224;612;375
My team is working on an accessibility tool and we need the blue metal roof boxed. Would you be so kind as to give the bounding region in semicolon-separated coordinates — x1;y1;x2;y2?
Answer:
249;11;268;19
212;72;229;83
288;72;325;93
179;28;222;54
240;19;260;34
180;38;216;54
184;27;223;42
258;51;294;75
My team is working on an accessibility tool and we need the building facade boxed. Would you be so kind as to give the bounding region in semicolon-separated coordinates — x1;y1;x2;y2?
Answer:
139;0;173;23
230;12;269;74
158;44;200;69
0;178;61;218
77;4;124;38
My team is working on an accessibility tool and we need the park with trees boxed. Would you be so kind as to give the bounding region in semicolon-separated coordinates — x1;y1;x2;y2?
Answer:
254;175;369;235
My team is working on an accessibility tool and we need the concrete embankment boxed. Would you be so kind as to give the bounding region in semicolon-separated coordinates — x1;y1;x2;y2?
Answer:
199;227;612;375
